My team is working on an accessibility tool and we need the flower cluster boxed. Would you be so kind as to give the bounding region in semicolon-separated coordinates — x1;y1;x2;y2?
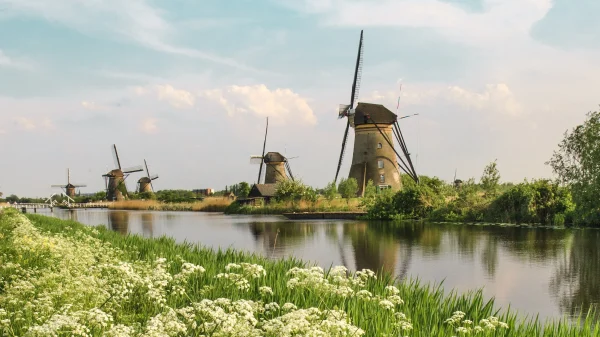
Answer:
445;311;509;335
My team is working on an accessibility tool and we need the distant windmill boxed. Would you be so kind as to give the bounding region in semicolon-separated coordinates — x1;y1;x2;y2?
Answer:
333;30;418;196
250;117;295;184
51;168;86;198
102;144;143;201
137;159;159;193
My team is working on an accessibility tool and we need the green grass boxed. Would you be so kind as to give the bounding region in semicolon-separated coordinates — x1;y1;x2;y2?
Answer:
0;209;598;336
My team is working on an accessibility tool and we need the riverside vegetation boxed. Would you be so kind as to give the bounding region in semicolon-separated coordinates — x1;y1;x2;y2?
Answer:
1;208;598;336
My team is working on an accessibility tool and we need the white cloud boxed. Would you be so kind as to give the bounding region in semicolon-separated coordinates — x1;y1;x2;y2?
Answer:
200;84;317;125
287;0;551;45
367;83;522;117
13;117;36;130
0;0;259;72
0;49;32;70
81;101;101;110
135;84;195;109
140;118;158;134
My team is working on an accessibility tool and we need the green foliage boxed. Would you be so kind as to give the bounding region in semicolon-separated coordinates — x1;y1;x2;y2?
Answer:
130;191;157;201
364;180;377;199
364;189;400;220
365;170;575;226
237;182;251;198
480;160;500;197
275;179;309;202
323;182;338;201
155;190;196;203
548;110;600;226
486;180;574;225
338;177;358;199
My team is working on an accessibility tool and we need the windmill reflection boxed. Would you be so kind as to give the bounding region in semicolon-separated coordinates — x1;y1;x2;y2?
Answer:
108;211;129;234
141;212;154;237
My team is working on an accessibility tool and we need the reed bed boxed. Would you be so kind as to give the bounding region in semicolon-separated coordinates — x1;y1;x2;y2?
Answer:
0;209;597;336
225;198;364;215
108;198;232;212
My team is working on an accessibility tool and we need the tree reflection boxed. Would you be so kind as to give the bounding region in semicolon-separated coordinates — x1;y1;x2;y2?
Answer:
549;230;600;319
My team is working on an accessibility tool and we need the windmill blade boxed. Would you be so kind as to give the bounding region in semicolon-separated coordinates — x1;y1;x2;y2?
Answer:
72;184;87;188
112;144;122;170
334;118;351;183
349;30;364;109
51;185;65;188
285;160;295;181
257;117;268;184
149;174;159;180
123;165;144;173
144;159;151;178
250;156;264;164
338;104;351;119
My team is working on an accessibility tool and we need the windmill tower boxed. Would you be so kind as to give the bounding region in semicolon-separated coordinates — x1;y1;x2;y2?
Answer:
137;159;159;193
102;144;144;201
51;168;86;198
334;30;419;197
250;117;295;184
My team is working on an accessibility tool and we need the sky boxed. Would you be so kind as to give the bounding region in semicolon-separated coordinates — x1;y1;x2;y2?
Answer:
1;0;599;197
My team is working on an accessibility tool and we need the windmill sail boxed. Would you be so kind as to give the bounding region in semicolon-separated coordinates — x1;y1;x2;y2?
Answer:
112;144;122;170
334;30;364;184
257;117;268;184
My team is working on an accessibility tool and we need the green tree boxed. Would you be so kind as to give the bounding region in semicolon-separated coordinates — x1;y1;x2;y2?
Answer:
364;179;377;199
338;177;358;202
237;182;251;198
324;182;338;201
480;160;501;197
275;179;307;203
548;110;600;225
5;195;18;203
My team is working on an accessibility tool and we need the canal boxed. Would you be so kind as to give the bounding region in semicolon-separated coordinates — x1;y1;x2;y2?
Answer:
38;208;599;323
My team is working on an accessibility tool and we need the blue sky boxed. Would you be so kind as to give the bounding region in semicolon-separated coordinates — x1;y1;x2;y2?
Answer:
1;0;599;196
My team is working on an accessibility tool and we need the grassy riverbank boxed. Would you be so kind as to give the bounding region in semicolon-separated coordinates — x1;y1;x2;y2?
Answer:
0;209;597;336
107;198;233;212
224;198;364;215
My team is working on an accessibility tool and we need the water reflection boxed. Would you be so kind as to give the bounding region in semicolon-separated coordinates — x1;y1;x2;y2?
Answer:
38;209;600;322
248;222;316;258
550;230;600;318
141;213;154;237
108;211;129;234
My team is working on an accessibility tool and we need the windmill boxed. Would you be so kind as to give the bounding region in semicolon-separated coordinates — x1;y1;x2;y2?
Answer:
334;30;419;197
102;144;144;201
137;159;159;193
51;168;86;198
250;117;295;184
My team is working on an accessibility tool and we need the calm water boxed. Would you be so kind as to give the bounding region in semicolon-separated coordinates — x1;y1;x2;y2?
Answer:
36;208;600;322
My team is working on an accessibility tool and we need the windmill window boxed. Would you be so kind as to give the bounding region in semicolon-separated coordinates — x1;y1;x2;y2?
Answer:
378;160;384;169
377;143;382;149
380;174;385;183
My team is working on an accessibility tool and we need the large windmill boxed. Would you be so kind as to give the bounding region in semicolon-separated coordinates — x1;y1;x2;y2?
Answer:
137;159;159;193
334;30;419;196
250;117;295;184
102;144;143;201
51;168;86;198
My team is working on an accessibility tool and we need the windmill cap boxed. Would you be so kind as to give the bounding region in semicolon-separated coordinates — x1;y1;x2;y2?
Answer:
138;177;152;183
264;152;286;163
353;102;397;126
